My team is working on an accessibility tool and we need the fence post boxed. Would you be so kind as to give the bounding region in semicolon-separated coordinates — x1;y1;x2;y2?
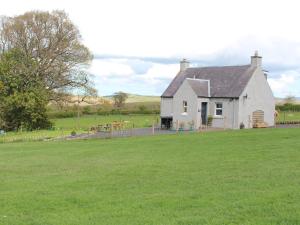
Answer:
131;123;134;136
110;123;113;138
152;122;155;135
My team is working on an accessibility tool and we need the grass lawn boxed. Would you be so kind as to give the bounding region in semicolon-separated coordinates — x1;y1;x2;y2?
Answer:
277;111;300;122
0;128;300;224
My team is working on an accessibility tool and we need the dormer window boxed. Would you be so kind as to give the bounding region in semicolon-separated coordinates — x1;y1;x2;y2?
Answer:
215;102;223;116
183;101;188;113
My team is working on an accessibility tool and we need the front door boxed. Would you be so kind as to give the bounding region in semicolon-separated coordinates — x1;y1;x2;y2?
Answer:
201;102;208;125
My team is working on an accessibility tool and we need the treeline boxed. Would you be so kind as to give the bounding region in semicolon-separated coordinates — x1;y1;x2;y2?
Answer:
276;103;300;112
47;102;160;119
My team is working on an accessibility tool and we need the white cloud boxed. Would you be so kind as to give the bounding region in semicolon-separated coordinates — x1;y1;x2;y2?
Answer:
90;58;179;95
90;59;134;78
268;72;300;97
141;63;179;80
3;0;300;58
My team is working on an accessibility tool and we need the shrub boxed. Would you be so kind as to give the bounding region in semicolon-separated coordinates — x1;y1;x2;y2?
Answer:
276;103;300;112
82;106;92;115
207;115;213;126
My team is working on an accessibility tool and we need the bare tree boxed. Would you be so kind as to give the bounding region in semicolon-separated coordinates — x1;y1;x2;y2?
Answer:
0;10;94;102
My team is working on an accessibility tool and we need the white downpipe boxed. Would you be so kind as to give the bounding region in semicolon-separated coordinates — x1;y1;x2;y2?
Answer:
232;99;235;129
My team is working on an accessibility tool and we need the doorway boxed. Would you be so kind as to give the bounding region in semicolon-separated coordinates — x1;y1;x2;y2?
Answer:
201;102;208;125
161;117;173;129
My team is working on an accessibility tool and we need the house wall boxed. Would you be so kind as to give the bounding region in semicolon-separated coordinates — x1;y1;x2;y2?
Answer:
209;98;240;129
173;80;200;129
162;79;241;130
238;68;275;128
160;97;173;117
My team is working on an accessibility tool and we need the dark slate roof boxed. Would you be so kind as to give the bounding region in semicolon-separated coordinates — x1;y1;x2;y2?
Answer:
186;79;209;97
162;65;256;98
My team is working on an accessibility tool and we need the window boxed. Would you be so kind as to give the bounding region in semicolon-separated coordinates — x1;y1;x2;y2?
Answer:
183;101;188;113
215;102;223;116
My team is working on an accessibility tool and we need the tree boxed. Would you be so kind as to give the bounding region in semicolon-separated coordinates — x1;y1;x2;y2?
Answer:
0;10;94;103
0;48;52;130
284;95;296;104
112;92;128;108
0;10;96;131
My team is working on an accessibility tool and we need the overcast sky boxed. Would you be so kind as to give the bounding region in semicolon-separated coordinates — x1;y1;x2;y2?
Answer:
1;0;300;97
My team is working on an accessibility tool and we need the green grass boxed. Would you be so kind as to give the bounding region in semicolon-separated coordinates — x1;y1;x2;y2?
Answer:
0;114;159;143
277;111;300;122
52;114;160;130
0;128;300;224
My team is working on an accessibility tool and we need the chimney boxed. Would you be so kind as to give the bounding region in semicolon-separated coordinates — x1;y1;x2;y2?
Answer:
251;50;262;67
180;58;190;71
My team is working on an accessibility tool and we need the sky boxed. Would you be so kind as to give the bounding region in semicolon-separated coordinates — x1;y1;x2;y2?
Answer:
1;0;300;97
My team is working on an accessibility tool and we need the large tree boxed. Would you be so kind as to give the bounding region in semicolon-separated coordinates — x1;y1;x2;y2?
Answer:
0;10;95;131
0;10;94;102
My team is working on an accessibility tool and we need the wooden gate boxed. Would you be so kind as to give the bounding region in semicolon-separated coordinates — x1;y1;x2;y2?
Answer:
252;110;265;127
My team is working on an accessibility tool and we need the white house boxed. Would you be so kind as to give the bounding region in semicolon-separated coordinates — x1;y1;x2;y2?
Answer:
160;52;275;130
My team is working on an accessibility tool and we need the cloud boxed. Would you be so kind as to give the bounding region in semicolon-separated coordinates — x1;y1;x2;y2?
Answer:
90;59;134;78
2;0;300;97
90;37;300;97
94;54;181;65
90;58;179;96
268;71;300;97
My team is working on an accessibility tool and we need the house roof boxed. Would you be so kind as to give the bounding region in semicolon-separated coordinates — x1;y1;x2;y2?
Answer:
162;64;256;98
186;79;210;97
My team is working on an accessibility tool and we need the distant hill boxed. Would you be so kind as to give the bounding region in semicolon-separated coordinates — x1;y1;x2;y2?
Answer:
276;97;300;104
104;93;160;103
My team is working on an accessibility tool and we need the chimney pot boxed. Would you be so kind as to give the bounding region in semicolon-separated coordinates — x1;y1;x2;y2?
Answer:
251;51;262;68
180;58;190;71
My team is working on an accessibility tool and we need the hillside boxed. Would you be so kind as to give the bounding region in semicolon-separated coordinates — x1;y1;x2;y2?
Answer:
276;97;300;104
104;93;160;103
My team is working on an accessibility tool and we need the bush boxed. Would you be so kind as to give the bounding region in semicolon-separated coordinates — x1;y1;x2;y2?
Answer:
82;106;92;115
207;115;213;126
138;105;147;113
47;102;161;119
1;90;52;131
276;103;300;112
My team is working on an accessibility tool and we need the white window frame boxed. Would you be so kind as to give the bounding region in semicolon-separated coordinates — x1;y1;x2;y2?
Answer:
183;101;188;113
215;102;223;116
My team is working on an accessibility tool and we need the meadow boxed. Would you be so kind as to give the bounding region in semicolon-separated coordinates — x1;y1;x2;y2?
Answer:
0;128;300;224
0;114;160;143
277;111;300;122
52;114;160;130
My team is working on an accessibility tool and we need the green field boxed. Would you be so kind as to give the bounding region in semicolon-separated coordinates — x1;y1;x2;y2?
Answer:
0;114;159;143
277;111;300;122
1;128;300;224
52;114;160;130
